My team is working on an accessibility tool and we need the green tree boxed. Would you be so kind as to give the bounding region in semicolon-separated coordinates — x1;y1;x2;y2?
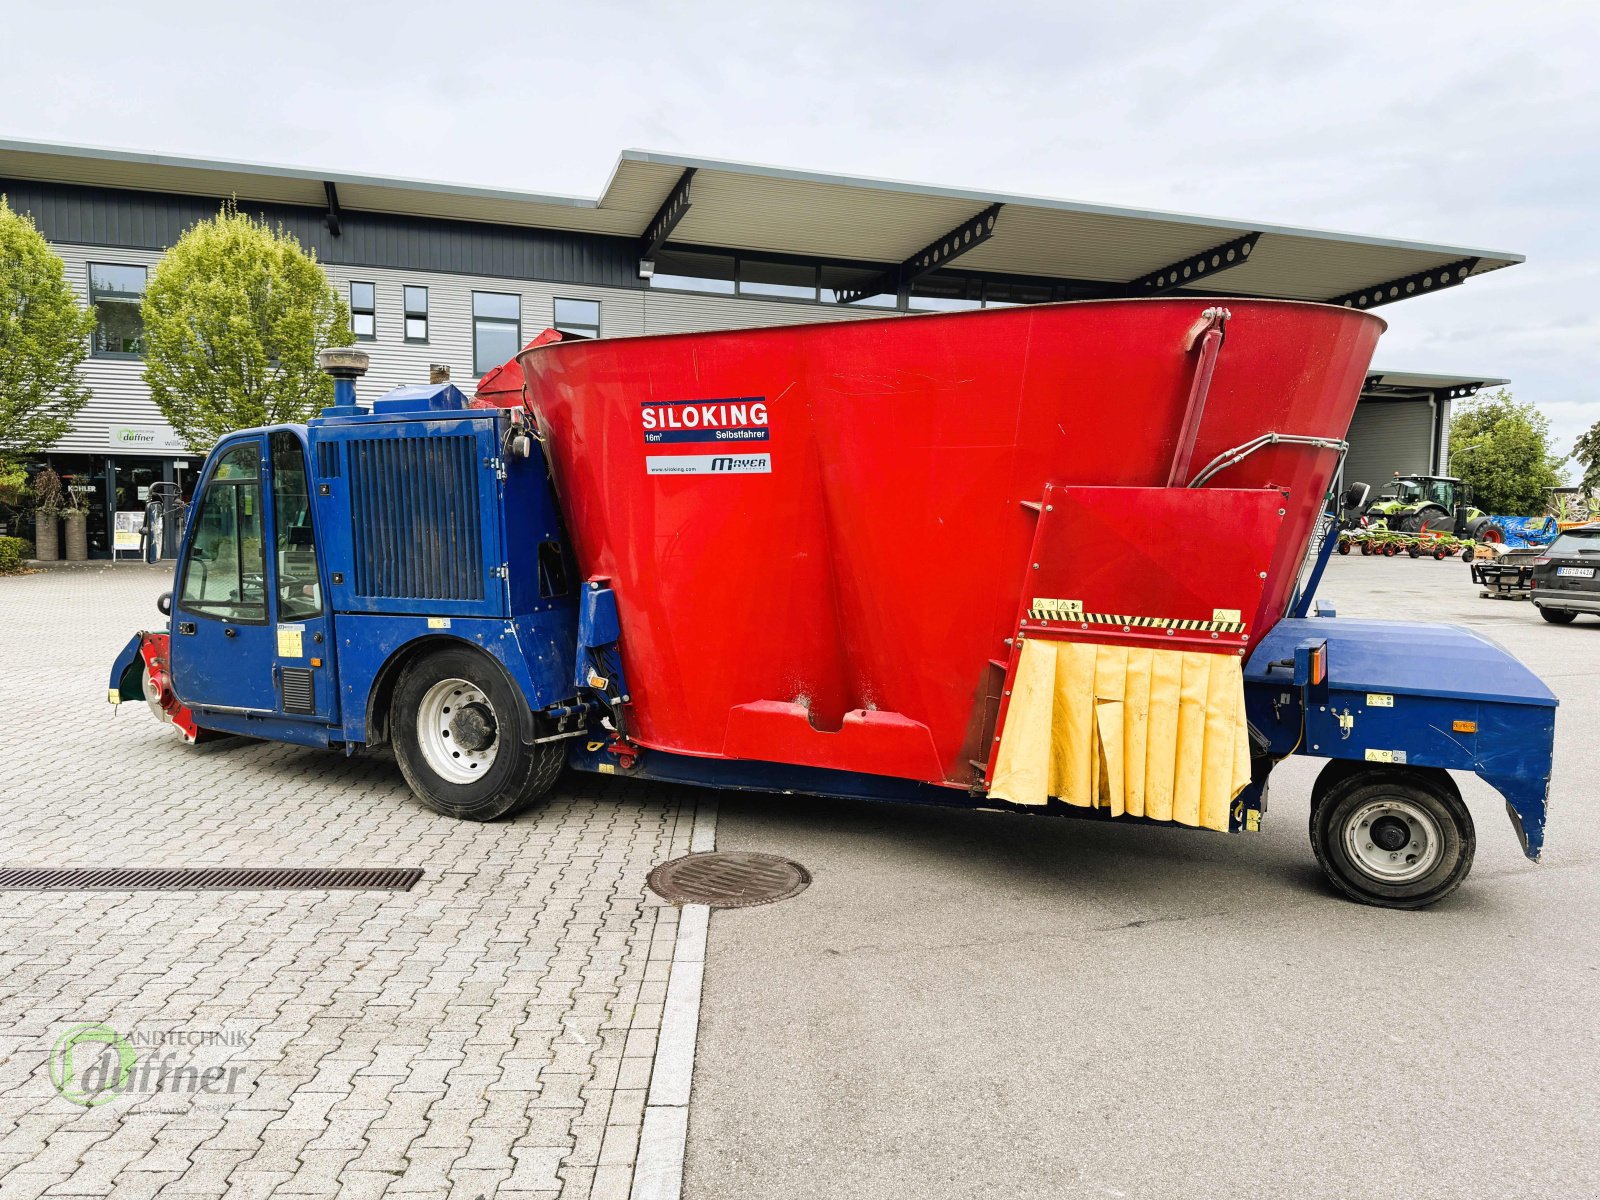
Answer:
1573;419;1600;495
1447;389;1566;516
0;196;95;466
142;205;352;451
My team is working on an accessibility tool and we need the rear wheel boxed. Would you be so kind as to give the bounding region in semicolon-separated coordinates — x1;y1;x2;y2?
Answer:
1539;607;1578;625
1310;768;1474;908
392;646;564;820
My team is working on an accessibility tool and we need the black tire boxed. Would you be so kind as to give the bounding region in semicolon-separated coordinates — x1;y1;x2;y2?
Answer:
391;645;564;820
1310;769;1474;908
1337;540;1350;555
1360;542;1372;556
1461;545;1475;563
1407;544;1421;558
1539;607;1577;625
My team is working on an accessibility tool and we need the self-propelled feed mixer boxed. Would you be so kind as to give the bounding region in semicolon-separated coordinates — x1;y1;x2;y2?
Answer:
110;298;1557;908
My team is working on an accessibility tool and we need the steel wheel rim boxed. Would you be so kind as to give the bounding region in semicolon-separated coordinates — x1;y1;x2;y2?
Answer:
417;677;499;784
1344;797;1443;884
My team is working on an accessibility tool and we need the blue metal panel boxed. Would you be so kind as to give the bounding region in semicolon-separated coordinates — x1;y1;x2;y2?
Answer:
1247;618;1557;706
331;610;574;744
1244;617;1557;860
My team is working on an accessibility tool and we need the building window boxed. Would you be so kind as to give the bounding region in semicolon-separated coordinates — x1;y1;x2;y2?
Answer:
740;259;818;301
648;250;736;294
473;291;521;374
553;298;600;339
89;264;147;357
403;285;429;342
909;274;984;312
349;282;376;340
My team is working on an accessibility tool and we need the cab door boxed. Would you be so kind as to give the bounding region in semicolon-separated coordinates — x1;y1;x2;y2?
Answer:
266;430;338;723
169;437;279;712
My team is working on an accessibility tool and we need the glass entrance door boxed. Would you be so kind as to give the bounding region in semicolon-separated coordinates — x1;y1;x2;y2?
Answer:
110;458;164;559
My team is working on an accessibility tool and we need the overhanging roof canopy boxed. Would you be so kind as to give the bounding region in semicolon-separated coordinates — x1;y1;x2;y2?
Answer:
0;138;1524;308
1362;370;1509;400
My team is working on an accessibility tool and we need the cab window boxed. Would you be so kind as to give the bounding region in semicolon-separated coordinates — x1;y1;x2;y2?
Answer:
179;442;267;622
271;432;322;620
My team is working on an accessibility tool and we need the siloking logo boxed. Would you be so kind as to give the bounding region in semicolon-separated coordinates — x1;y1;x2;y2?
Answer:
642;397;772;475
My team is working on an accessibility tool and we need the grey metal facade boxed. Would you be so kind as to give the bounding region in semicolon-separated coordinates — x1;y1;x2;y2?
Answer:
0;179;646;289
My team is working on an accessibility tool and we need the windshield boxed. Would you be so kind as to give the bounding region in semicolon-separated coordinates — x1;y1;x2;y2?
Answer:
1392;481;1423;502
1549;530;1600;555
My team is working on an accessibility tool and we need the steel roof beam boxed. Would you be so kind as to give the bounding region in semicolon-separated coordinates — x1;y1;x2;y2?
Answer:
1331;257;1479;310
640;168;696;261
835;203;1003;304
322;181;341;237
1126;232;1260;295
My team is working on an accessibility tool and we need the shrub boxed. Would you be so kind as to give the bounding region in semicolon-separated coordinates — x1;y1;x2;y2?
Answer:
0;535;26;575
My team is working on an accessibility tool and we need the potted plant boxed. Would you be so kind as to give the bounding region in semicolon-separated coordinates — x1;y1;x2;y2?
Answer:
60;475;90;561
31;469;63;561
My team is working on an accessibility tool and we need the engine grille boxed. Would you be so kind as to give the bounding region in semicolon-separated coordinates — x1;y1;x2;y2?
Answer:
347;434;484;600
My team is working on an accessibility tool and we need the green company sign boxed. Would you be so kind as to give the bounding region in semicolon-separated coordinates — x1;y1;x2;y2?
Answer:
108;425;185;452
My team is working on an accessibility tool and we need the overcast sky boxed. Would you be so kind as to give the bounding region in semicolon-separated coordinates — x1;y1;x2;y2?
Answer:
7;1;1597;471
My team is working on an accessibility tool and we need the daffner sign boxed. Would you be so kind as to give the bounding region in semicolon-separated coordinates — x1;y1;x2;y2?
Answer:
108;425;187;453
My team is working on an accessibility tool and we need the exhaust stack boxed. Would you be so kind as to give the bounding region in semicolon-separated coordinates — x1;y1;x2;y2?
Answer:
318;347;370;413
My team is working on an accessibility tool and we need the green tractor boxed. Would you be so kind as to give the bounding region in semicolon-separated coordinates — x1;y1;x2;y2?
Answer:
1365;474;1489;537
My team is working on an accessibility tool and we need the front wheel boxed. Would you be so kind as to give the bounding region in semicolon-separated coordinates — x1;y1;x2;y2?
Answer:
1310;769;1474;908
391;646;564;820
1539;607;1578;625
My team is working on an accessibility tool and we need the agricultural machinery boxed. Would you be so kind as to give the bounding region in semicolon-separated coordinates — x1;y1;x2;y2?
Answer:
108;299;1557;908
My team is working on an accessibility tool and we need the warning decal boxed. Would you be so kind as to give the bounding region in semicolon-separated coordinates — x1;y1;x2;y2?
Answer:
642;398;771;474
1027;598;1247;633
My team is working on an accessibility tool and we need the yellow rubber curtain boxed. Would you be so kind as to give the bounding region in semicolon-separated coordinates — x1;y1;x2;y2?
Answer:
989;640;1251;831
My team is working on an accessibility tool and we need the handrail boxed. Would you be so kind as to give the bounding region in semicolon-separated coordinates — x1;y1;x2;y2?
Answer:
1186;432;1347;488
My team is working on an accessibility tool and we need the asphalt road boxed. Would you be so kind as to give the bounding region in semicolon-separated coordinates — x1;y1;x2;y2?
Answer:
684;555;1600;1199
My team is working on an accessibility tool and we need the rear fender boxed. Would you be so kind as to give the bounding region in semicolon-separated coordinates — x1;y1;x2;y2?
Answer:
108;634;147;704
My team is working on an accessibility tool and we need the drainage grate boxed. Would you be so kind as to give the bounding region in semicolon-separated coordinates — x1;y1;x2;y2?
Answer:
647;852;811;909
0;866;424;892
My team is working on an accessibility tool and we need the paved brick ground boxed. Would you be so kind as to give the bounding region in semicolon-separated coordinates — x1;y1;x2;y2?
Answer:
0;565;701;1200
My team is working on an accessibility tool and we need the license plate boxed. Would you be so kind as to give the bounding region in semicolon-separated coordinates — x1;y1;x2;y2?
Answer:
1557;566;1595;578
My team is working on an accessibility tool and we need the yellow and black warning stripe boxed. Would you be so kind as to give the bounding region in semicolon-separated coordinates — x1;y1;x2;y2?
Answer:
1027;598;1247;634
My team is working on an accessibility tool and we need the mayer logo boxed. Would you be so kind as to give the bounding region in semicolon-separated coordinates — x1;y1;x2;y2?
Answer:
642;397;772;475
646;453;770;476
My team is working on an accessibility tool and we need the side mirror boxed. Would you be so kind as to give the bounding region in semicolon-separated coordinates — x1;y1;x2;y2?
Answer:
1341;482;1370;514
157;591;173;616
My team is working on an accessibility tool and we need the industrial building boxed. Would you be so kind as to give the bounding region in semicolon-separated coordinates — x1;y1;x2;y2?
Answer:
0;138;1519;556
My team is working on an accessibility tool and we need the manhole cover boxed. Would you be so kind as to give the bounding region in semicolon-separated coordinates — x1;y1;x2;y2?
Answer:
647;852;810;909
